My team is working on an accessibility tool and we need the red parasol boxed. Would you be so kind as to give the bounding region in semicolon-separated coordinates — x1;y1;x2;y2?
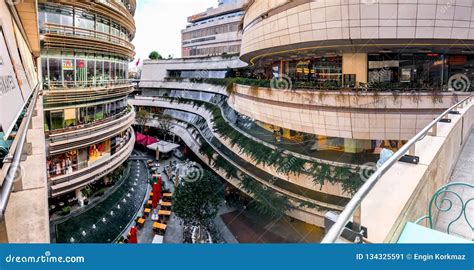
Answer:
144;136;158;146
129;226;138;244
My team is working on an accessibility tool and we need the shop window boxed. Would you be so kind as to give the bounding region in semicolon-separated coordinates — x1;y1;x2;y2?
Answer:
87;60;95;85
75;59;86;86
48;58;62;88
50;110;64;130
63;59;75;87
64;108;76;127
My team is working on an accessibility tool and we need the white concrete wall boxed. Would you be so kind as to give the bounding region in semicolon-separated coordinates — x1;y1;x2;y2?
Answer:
140;56;247;84
229;84;469;140
361;98;474;243
241;0;474;58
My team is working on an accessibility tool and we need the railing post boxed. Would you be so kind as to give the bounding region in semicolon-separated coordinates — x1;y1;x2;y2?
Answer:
352;206;362;233
408;144;416;156
430;123;438;136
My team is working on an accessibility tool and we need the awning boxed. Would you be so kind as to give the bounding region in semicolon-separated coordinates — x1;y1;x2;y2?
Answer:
135;132;158;147
147;141;180;153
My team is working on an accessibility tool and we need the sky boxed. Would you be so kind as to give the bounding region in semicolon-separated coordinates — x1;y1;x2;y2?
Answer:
131;0;216;67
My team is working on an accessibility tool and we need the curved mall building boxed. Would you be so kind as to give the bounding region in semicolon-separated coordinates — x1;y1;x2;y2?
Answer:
135;0;474;227
39;0;136;200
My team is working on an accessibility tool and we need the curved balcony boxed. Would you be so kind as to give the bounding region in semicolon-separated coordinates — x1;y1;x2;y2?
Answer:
47;109;135;155
42;25;135;60
46;0;136;35
131;97;354;202
46;108;135;155
148;117;347;211
230;84;469;140
49;129;135;197
42;23;134;55
43;82;133;108
167;122;332;227
240;0;474;63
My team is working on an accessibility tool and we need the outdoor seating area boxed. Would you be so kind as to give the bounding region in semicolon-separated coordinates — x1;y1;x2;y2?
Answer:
126;159;174;243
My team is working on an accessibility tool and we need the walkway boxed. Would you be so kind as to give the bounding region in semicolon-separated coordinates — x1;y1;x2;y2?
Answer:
435;129;474;240
136;156;182;243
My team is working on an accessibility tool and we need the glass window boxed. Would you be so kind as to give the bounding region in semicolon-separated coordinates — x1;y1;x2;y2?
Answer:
63;59;75;87
87;60;95;86
48;58;62;88
86;106;95;123
50;110;64;130
75;10;95;31
97;16;110;36
41;58;49;89
96;60;103;85
95;104;104;120
104;61;111;81
75;59;86;86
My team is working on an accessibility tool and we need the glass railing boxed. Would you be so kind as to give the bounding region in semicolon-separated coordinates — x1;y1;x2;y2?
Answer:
141;90;377;165
45;107;131;136
157;109;350;208
43;79;131;91
42;23;134;50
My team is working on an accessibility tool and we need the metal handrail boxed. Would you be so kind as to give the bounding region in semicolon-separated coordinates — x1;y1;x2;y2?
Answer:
321;94;473;243
0;84;40;220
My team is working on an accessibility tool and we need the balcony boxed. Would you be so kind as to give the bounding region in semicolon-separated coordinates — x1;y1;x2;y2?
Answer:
47;108;135;154
42;23;135;59
43;81;133;108
49;128;135;197
323;96;473;243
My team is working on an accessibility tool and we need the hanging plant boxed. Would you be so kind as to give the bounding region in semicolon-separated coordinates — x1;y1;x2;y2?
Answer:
240;176;290;219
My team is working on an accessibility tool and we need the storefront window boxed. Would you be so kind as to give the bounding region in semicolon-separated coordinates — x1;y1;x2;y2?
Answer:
87;60;95;85
104;61;111;81
96;60;104;84
63;59;75;87
50;110;64;130
48;58;62;87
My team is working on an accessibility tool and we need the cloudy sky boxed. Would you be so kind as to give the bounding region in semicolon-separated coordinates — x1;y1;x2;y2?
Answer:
131;0;216;66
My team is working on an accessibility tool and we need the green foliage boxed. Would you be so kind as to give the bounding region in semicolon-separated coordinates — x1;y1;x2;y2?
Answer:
148;51;163;60
240;176;290;219
173;170;224;227
198;142;215;162
164;96;362;195
212;156;238;179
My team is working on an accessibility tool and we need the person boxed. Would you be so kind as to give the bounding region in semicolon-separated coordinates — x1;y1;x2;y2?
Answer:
377;147;394;168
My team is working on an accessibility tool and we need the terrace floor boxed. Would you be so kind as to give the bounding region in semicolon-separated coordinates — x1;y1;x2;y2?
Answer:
435;129;474;240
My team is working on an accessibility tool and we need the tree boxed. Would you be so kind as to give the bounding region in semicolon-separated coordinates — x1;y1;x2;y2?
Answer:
173;170;224;241
135;109;150;132
157;113;173;140
149;51;163;60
